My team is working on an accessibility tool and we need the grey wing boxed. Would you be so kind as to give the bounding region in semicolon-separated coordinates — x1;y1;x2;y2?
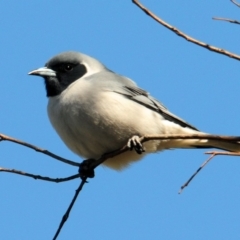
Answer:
113;84;199;131
90;71;198;131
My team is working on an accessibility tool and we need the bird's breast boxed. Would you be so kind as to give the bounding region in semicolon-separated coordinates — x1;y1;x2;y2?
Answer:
46;82;132;159
46;80;168;162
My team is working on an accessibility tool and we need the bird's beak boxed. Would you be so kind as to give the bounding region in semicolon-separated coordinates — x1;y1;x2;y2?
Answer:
28;67;56;77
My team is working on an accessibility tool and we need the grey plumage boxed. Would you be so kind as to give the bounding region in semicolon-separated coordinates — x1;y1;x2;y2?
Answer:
29;51;240;170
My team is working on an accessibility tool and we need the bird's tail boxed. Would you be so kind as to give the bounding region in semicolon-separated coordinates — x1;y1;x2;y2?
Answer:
187;139;240;152
159;136;240;152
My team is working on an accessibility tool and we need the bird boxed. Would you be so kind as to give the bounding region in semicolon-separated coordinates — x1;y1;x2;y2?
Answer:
28;51;240;171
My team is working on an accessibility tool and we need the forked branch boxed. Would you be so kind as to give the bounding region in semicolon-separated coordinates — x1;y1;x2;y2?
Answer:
2;132;240;239
132;0;240;61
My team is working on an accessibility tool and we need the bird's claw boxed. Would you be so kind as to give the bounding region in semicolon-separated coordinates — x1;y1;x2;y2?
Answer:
79;159;95;180
127;135;145;154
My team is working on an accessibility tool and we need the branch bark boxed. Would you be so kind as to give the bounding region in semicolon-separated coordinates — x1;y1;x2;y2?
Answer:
53;179;86;240
179;153;216;193
179;150;240;193
0;133;80;167
2;132;240;239
213;17;240;25
231;0;240;7
0;167;79;182
132;0;240;61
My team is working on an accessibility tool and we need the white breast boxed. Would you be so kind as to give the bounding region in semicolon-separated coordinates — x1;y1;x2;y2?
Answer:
47;77;195;170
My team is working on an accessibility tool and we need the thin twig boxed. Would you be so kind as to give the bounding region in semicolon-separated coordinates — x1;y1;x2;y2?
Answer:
132;0;240;61
213;17;240;25
3;132;239;183
4;132;239;173
53;178;87;240
206;151;240;157
231;0;240;7
89;133;240;169
0;167;79;182
2;133;240;179
52;141;139;239
178;153;216;194
53;133;240;238
3;132;240;239
0;133;80;167
51;147;131;239
179;150;240;193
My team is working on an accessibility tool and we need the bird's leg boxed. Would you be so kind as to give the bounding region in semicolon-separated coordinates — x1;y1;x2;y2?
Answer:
79;159;95;179
127;135;145;154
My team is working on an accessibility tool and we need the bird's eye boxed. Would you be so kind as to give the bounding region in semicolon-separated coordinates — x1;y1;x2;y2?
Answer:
64;64;73;71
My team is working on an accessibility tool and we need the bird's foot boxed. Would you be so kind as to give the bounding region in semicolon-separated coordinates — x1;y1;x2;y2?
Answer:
127;135;145;154
79;159;95;180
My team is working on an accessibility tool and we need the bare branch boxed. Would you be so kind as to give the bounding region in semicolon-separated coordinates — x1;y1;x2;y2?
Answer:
53;178;87;240
132;0;240;61
0;133;80;167
179;150;240;193
206;151;240;157
2;132;240;238
178;153;216;194
88;133;240;170
53;132;240;237
213;17;240;25
231;0;240;7
0;167;79;182
2;132;240;172
52;143;132;238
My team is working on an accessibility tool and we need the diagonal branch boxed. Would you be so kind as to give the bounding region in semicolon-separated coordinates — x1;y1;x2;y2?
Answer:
88;133;240;170
2;132;240;239
213;17;240;25
132;0;240;61
0;167;79;182
205;151;240;157
2;133;240;172
52;133;240;238
179;153;216;194
179;150;240;193
52;146;131;239
231;0;240;7
0;133;80;167
53;178;87;240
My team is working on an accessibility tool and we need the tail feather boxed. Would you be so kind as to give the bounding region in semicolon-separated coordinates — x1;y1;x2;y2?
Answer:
151;121;240;152
190;139;240;152
159;139;240;152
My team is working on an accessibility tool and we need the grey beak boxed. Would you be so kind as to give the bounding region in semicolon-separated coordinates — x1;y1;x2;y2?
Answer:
28;67;56;77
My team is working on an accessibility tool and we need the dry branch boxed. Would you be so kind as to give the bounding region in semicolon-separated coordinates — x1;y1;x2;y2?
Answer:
4;132;239;173
52;133;240;238
0;167;79;182
2;2;240;239
179;153;216;194
179;150;240;193
53;179;86;240
231;0;240;7
206;151;240;157
213;17;240;25
132;0;240;61
2;132;240;239
0;133;80;167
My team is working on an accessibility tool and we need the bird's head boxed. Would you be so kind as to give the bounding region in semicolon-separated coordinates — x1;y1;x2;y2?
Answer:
28;51;105;97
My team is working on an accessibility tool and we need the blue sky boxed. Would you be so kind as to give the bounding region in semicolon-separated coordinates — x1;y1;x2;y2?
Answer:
1;1;240;239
